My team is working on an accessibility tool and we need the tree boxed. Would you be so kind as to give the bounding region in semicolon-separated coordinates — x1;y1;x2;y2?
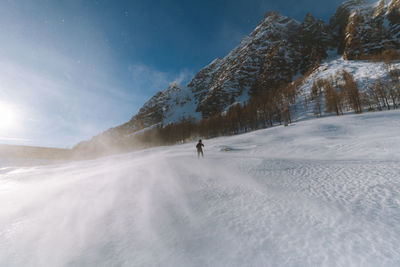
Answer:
342;70;362;113
324;78;343;115
310;79;324;117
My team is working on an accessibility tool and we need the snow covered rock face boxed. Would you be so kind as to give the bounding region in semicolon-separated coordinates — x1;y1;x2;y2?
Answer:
330;0;400;59
189;11;334;118
130;83;191;128
388;0;400;39
297;13;335;73
330;0;366;54
123;11;334;125
189;12;302;118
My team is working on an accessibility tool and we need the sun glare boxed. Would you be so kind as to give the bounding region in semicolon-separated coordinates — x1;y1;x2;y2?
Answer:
0;101;18;132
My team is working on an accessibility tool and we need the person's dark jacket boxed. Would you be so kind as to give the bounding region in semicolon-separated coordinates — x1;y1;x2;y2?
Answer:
196;142;204;151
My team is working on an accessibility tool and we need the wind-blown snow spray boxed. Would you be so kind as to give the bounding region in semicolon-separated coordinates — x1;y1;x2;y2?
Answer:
2;111;400;266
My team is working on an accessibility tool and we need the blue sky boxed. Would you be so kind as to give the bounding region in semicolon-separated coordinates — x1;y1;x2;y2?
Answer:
0;0;345;148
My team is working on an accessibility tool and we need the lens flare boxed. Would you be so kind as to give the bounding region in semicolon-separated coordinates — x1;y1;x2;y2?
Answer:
0;101;18;133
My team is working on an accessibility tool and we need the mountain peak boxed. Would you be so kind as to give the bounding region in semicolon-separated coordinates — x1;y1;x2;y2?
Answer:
302;12;322;26
262;10;295;25
263;10;280;20
166;82;181;91
250;11;299;42
338;0;368;10
304;12;315;20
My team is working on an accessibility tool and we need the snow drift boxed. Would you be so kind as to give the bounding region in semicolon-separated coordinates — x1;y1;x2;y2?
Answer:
1;110;400;266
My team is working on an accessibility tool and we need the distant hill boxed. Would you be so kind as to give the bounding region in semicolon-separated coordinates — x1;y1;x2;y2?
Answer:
0;144;71;160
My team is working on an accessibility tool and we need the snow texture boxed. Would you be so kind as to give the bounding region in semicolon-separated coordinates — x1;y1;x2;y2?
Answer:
1;110;400;266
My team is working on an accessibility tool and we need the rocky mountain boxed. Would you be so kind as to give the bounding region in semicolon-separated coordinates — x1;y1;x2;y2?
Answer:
330;0;400;59
74;0;400;151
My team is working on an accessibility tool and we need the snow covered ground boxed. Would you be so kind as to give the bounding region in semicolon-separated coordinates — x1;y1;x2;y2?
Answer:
1;110;400;266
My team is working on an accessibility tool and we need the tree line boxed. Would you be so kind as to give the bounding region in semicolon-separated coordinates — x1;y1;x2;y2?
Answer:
310;65;400;117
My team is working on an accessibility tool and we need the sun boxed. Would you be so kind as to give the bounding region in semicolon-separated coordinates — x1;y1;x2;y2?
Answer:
0;101;18;132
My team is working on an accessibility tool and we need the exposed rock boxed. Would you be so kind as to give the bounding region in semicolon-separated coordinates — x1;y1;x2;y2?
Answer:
298;13;335;73
331;0;400;59
329;0;367;54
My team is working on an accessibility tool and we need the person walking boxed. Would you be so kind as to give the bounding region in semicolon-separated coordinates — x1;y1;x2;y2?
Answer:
196;139;204;158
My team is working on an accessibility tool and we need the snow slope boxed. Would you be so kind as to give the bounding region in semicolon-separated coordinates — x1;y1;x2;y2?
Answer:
1;110;400;266
294;52;400;119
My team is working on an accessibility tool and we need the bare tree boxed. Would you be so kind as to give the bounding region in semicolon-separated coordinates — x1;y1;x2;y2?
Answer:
342;70;362;113
324;78;343;115
310;79;324;117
